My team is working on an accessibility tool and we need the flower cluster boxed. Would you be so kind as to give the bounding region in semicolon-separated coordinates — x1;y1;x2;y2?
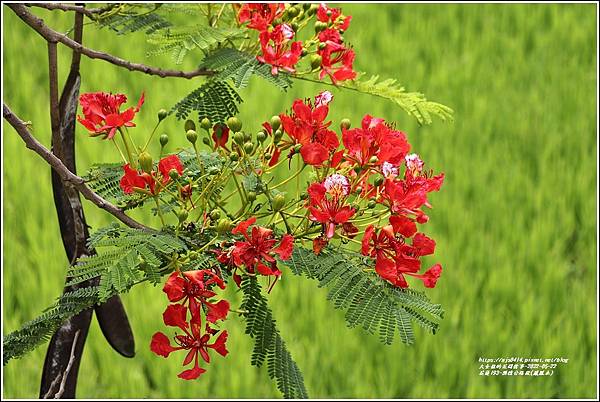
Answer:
150;270;230;380
119;154;183;195
238;3;356;83
77;92;144;139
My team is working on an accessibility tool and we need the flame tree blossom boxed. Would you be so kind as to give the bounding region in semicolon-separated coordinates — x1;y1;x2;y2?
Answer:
77;91;144;139
119;154;183;195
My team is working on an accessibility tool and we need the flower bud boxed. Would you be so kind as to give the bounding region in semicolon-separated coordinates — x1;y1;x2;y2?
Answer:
210;209;221;220
310;54;322;70
307;4;318;16
291;22;299;31
301;48;308;57
340;118;351;130
270;115;281;131
169;169;180;181
303;3;311;11
216;218;232;234
287;6;299;18
315;21;327;32
318;42;327;50
200;117;211;130
157;109;168;121
353;165;362;174
272;193;286;211
256;131;267;143
369;156;379;164
159;133;169;147
243;142;255;154
186;129;198;144
300;192;308;200
230;152;239;162
202;137;211;146
233;131;245;145
373;176;384;186
226;116;242;132
247;191;257;202
367;200;376;209
355;186;363;194
293;144;303;153
189;251;198;260
185;119;196;132
138;151;153;174
243;131;252;142
264;152;272;160
178;209;188;222
274;129;283;143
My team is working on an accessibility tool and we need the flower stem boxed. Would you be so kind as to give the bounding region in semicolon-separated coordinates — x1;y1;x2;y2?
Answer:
111;138;127;164
154;196;166;227
119;128;136;168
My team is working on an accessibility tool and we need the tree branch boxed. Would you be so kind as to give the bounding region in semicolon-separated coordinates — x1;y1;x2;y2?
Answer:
25;3;101;19
3;104;151;231
8;4;215;79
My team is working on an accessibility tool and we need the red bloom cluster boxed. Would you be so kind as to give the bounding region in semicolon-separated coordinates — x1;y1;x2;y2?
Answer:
218;217;294;280
77;91;144;139
238;3;356;83
119;154;183;195
151;270;230;380
279;91;341;166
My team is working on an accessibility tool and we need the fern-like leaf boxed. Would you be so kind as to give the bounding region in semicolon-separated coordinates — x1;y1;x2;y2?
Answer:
171;80;243;123
341;74;454;125
96;5;172;35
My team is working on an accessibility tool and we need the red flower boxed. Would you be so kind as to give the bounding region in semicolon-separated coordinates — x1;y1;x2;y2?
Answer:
163;270;229;323
230;217;294;277
318;46;357;84
306;177;355;239
257;24;302;75
211;123;230;150
77;91;144;139
238;3;285;31
119;155;183;195
279;92;339;166
316;4;352;31
150;311;228;380
342;115;410;168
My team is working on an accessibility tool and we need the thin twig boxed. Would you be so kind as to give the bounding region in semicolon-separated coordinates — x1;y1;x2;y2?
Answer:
25;3;100;19
54;330;80;399
3;104;151;231
8;4;215;79
42;372;62;399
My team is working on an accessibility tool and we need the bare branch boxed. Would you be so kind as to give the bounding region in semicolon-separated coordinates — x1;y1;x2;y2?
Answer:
8;4;215;79
3;104;151;231
53;330;80;399
25;3;100;18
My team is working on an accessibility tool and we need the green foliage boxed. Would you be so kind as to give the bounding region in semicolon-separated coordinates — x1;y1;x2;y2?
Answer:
95;4;172;35
147;26;244;65
343;74;454;125
287;247;444;345
171;80;243;124
241;277;308;399
3;286;101;365
66;226;187;300
200;48;293;91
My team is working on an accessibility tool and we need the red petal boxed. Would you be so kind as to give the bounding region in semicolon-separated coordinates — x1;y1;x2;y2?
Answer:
412;233;436;256
162;304;188;330
422;264;442;288
206;299;230;323
150;332;176;357
375;256;397;284
389;215;417;238
300;143;329;166
209;331;229;357
163;272;186;302
158;154;184;179
361;225;375;255
232;217;257;236
273;234;294;260
178;366;206;380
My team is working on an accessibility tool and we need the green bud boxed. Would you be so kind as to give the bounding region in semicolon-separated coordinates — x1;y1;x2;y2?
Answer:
315;21;327;32
243;142;255;154
294;144;303;153
256;131;267;143
367;200;376;209
264;152;272;160
303;3;311;11
300;192;308;200
216;218;232;234
200;117;211;130
318;42;327;50
226;116;242;132
274;129;283;143
373;176;384;186
157;109;168;121
233;131;245;145
272;193;286;211
230;152;239;162
169;169;180;180
291;22;299;31
159;133;169;147
185;119;196;132
186;129;198;144
353;165;362;174
301;48;308;57
189;251;198;260
243;131;252;142
202;137;211;146
355;186;363;194
340;118;351;130
310;54;322;70
369;156;379;164
270;115;281;130
247;191;257;202
138;151;153;174
208;167;220;176
178;209;188;223
287;6;299;17
210;209;221;220
307;4;319;16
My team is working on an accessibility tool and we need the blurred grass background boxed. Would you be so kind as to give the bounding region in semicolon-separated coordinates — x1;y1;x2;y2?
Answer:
2;3;597;399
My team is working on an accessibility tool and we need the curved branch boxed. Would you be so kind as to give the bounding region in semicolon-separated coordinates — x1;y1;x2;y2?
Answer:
8;4;215;79
24;3;101;18
3;104;151;231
